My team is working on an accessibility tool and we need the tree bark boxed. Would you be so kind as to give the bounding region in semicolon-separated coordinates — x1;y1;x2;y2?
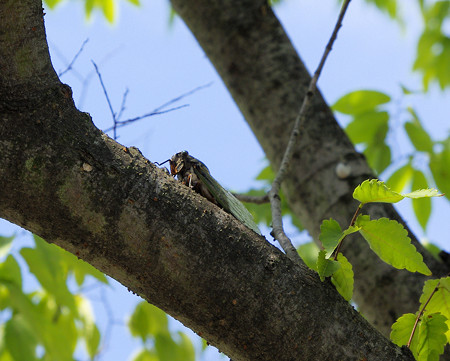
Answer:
170;0;449;338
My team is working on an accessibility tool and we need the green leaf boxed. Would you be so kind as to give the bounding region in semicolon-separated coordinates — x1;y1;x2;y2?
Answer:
353;179;404;204
355;215;431;275
102;0;115;22
332;90;391;115
317;251;340;281
60;250;108;286
331;253;354;301
419;278;450;342
131;349;159;361
391;313;417;346
411;170;431;230
386;163;413;193
405;119;434;153
128;302;168;342
127;0;140;5
365;142;391;174
345;111;389;144
43;0;62;9
403;188;442;199
430;139;450;201
297;242;320;271
76;296;100;359
423;241;441;261
0;255;22;288
0;235;14;259
319;219;342;256
155;332;195;361
20;237;76;313
416;313;447;361
4;316;38;361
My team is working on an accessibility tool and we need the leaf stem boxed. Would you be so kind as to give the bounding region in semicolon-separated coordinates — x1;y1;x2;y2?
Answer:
407;281;440;348
333;205;361;260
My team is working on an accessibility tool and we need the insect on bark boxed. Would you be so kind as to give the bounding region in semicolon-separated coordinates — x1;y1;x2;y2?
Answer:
158;151;260;234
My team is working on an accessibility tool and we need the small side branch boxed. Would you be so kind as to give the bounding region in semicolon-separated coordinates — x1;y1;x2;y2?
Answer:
268;0;352;264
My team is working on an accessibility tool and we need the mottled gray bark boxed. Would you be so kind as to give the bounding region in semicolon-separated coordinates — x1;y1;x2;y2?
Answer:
170;0;449;338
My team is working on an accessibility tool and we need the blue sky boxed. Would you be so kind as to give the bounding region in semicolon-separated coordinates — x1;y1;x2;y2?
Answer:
1;0;449;360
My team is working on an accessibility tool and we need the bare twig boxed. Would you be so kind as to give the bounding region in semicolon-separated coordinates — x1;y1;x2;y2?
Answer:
58;38;89;77
269;0;352;264
117;88;129;121
233;193;270;204
92;60;118;138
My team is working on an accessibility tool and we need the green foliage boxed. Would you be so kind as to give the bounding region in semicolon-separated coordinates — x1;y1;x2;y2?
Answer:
128;302;195;361
414;1;450;90
355;215;431;275
386;163;413;192
0;235;105;361
391;277;450;361
331;253;354;301
353;179;441;205
317;250;340;282
297;242;320;271
430;137;450;202
319;219;359;257
333;90;391;174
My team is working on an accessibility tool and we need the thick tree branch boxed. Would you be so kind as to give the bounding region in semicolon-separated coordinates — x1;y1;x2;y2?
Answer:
170;0;449;338
0;1;418;360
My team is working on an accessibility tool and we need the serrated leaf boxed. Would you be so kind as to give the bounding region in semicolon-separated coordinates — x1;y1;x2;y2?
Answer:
317;251;340;281
353;179;404;204
416;313;447;361
386;163;413;193
403;188;443;199
419;277;450;342
331;253;354;301
391;313;417;346
355;215;431;275
297;242;320;271
332;90;391;115
411;170;431;230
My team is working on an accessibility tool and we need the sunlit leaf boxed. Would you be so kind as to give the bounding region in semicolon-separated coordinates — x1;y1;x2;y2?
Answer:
355;215;431;275
297;242;320;271
131;349;159;361
430;138;450;201
0;255;22;288
332;90;391;115
331;253;354;301
319;219;342;256
4;316;38;361
102;0;115;22
391;312;417;347
419;277;450;342
416;313;447;361
353;179;403;204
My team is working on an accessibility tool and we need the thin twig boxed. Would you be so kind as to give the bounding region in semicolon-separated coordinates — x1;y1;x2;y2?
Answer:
333;204;361;260
268;0;352;265
407;281;441;348
117;88;129;121
59;38;89;77
103;105;188;133
92;61;116;119
233;193;270;204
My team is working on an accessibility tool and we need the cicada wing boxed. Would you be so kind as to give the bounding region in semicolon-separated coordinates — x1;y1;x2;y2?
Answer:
194;164;261;235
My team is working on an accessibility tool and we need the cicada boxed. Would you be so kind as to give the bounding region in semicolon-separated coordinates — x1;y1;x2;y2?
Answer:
159;151;260;234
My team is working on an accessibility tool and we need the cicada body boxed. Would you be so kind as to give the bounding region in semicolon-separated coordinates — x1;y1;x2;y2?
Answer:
168;151;260;235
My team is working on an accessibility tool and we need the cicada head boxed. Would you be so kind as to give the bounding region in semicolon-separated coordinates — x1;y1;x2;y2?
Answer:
169;151;189;177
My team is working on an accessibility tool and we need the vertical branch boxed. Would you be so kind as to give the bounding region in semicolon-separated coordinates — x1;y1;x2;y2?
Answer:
269;0;352;264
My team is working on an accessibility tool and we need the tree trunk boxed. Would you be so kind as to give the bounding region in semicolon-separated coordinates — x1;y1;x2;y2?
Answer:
170;0;449;337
